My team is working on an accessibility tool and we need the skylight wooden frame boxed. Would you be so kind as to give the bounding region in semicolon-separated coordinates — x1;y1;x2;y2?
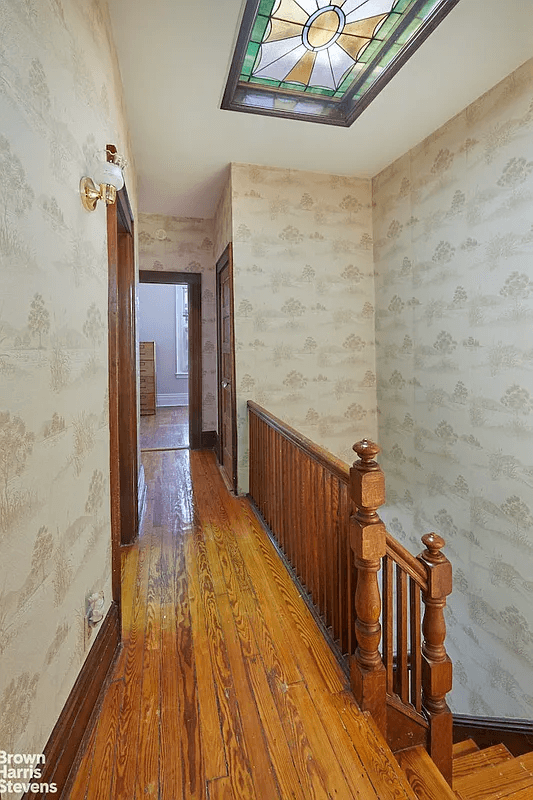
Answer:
222;0;461;127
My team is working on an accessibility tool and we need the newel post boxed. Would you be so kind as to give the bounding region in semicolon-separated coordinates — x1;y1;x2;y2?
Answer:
418;533;453;785
349;439;387;736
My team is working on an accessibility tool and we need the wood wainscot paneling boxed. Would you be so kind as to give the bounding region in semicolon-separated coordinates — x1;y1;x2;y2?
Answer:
22;603;120;800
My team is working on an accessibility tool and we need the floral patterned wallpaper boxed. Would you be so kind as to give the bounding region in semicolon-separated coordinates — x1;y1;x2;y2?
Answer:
138;214;217;431
374;57;533;719
231;163;378;492
0;0;134;781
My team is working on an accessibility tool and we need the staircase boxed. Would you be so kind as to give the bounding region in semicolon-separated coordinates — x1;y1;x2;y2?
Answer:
398;738;533;799
247;403;533;800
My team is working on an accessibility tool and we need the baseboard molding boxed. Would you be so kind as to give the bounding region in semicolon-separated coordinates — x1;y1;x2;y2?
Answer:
138;463;147;530
453;713;533;756
22;603;121;799
157;392;188;407
201;430;218;450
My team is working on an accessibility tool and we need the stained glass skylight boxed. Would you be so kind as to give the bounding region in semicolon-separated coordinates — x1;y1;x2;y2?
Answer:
222;0;460;126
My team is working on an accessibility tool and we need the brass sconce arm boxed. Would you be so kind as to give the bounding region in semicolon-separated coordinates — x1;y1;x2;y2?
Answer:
80;178;117;212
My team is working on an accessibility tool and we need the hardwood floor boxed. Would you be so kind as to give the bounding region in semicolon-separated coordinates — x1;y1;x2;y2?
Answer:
140;406;189;450
67;449;416;800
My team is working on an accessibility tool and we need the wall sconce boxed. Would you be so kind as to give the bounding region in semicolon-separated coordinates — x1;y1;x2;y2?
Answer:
80;151;126;212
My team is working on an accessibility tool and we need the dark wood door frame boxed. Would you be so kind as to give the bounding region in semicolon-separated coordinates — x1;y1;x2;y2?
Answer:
107;146;138;604
139;270;202;450
216;244;237;492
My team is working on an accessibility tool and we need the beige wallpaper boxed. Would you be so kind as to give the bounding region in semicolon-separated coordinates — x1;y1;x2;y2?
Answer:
231;163;377;491
374;57;533;719
0;0;134;782
138;214;217;431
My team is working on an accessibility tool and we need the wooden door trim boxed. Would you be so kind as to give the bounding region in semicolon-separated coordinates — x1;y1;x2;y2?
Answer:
139;270;202;450
106;198;120;607
216;244;237;492
107;143;138;570
117;218;138;546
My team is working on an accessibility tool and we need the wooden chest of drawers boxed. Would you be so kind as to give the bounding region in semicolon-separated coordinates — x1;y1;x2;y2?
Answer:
139;341;156;416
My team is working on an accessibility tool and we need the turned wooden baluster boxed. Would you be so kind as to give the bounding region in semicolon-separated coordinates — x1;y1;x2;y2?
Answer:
418;532;453;785
349;439;387;736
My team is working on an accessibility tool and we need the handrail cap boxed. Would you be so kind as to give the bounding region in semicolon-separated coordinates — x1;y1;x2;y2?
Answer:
353;439;381;464
421;532;446;563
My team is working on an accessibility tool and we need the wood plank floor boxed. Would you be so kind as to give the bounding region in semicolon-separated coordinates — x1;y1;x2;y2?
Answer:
68;449;416;800
140;406;189;450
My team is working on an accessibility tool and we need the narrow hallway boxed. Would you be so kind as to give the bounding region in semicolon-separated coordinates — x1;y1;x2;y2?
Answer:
67;449;416;799
139;406;189;451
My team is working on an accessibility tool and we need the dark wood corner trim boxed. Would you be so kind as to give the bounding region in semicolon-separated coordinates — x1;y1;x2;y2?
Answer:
201;430;218;450
453;713;533;757
23;603;121;799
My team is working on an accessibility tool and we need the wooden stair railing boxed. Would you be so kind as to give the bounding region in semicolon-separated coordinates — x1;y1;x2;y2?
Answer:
247;401;453;784
350;438;453;785
248;400;357;656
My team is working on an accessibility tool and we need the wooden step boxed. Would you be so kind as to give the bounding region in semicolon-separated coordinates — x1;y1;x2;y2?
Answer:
453;739;480;759
498;788;533;800
453;743;513;782
454;751;533;799
397;745;456;800
354;711;419;800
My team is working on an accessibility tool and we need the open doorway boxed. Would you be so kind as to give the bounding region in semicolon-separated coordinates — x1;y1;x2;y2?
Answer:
138;281;189;450
138;270;202;450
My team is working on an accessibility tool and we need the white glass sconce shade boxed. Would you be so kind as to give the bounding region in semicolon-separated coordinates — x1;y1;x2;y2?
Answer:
80;153;125;211
92;160;124;191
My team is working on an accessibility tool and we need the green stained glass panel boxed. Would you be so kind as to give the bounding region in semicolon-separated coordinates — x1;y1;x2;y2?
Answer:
396;18;422;44
306;86;336;96
249;76;282;87
358;72;377;93
420;0;440;14
377;42;402;68
224;0;461;125
250;14;270;43
258;0;276;17
241;42;261;78
337;62;364;93
393;0;413;12
357;39;380;63
374;12;403;40
278;81;304;92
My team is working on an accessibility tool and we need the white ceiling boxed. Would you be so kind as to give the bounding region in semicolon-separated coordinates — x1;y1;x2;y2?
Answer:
108;0;533;219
